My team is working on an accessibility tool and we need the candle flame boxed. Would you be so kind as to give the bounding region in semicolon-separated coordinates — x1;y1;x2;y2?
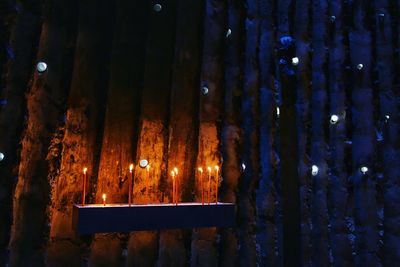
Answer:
171;170;175;177
198;167;203;173
173;167;178;175
214;165;219;171
102;193;106;201
129;163;134;172
207;166;212;173
83;167;87;174
146;165;150;171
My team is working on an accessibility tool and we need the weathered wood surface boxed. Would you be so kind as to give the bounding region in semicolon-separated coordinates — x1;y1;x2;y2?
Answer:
0;0;398;266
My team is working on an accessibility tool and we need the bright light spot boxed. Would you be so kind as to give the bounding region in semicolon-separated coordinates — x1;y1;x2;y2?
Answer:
36;62;47;73
292;57;299;66
139;159;149;168
360;166;368;175
198;167;203;173
0;152;4;161
215;165;219;171
83;167;87;174
356;64;363;70
330;114;339;124
202;86;209;95
207;166;212;173
276;107;280;117
102;193;106;201
241;163;246;171
330;15;336;22
173;167;178;175
226;28;232;38
153;4;162;12
129;163;134;172
311;165;319;176
385;115;390;120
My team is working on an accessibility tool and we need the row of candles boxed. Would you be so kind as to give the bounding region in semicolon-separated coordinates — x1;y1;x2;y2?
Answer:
81;164;220;206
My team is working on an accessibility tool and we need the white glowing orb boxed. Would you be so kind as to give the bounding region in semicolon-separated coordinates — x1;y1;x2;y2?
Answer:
241;163;246;171
360;166;368;175
385;115;390;120
139;159;149;168
356;64;363;70
330;114;339;124
0;152;4;161
153;4;162;12
202;86;209;95
292;57;299;66
311;165;319;176
36;62;47;73
226;28;232;38
276;107;280;117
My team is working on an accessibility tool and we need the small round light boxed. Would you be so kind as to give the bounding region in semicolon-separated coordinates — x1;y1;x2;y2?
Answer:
0;152;4;161
201;86;209;95
139;159;149;168
330;15;336;22
385;115;390;120
311;165;319;176
36;62;47;73
276;107;280;117
330;114;339;124
356;64;363;70
226;28;232;38
292;57;299;66
241;163;246;171
153;4;162;12
360;166;368;175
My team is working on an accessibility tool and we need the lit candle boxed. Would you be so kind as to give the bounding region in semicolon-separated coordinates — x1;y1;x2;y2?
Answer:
102;193;106;206
129;164;133;206
82;167;87;206
215;166;219;204
207;166;212;204
146;165;150;201
174;167;179;205
198;167;204;205
171;170;176;204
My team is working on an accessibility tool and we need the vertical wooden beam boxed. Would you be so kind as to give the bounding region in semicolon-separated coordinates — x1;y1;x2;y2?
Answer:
9;0;78;266
156;0;203;266
219;0;243;266
88;1;147;266
0;0;41;264
348;1;379;266
47;1;115;266
190;0;225;266
125;1;177;266
256;0;279;266
277;0;301;265
293;0;312;265
237;0;260;266
310;1;331;266
327;0;354;265
374;0;400;264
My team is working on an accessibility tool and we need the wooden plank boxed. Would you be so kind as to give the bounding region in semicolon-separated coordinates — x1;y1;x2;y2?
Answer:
157;0;203;266
88;1;147;266
126;1;178;266
73;203;235;234
46;1;115;266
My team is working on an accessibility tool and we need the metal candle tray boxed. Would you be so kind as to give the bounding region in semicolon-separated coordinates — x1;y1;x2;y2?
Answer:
73;202;235;234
